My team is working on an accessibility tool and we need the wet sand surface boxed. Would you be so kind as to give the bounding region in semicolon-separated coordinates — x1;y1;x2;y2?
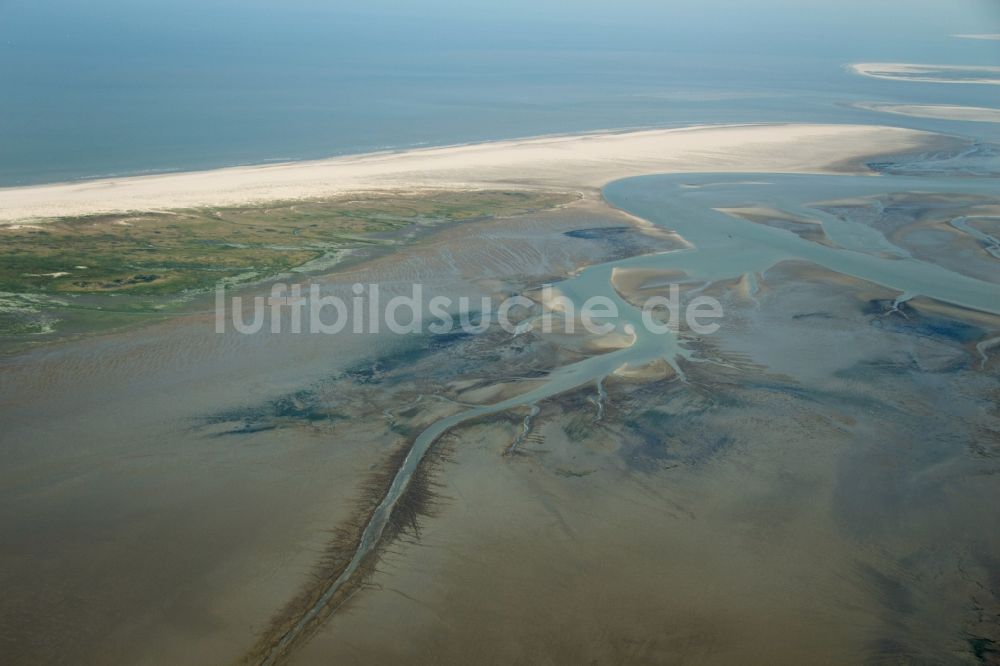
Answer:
3;135;1000;665
0;201;672;664
294;273;1000;665
849;63;1000;86
285;174;1000;666
851;102;1000;124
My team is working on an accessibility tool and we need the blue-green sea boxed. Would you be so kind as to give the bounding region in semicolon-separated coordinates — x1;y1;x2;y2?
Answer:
1;0;998;186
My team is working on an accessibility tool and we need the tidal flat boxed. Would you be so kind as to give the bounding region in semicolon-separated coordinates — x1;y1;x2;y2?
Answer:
283;174;1000;666
0;194;677;665
1;128;999;666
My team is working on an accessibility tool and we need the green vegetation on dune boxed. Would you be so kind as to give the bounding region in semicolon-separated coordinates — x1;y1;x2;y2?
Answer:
0;189;574;347
1;190;572;295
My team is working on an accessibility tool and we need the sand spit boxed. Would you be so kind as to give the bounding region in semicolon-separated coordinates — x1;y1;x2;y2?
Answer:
717;206;835;247
849;62;1000;85
610;266;688;299
952;33;1000;41
0;124;935;223
852;102;1000;123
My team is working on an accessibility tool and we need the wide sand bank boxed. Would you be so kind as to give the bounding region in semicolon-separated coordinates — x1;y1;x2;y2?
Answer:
0;124;936;223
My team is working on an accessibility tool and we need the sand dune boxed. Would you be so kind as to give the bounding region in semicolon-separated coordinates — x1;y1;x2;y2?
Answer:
0;124;935;223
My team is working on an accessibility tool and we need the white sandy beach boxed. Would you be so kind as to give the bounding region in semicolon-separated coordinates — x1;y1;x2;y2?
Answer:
0;124;934;223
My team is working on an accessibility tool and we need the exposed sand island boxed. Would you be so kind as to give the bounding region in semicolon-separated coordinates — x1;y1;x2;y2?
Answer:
852;101;1000;123
0;124;937;223
952;33;1000;40
849;62;1000;85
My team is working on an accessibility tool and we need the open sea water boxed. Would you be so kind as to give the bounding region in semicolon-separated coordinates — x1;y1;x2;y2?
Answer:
1;0;998;186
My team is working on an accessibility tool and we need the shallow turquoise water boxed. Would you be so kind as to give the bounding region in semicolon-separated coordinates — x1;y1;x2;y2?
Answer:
604;173;1000;310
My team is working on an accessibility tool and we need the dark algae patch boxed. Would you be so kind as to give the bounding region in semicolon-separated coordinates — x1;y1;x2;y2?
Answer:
203;387;347;436
865;299;986;344
563;226;631;240
968;636;998;664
